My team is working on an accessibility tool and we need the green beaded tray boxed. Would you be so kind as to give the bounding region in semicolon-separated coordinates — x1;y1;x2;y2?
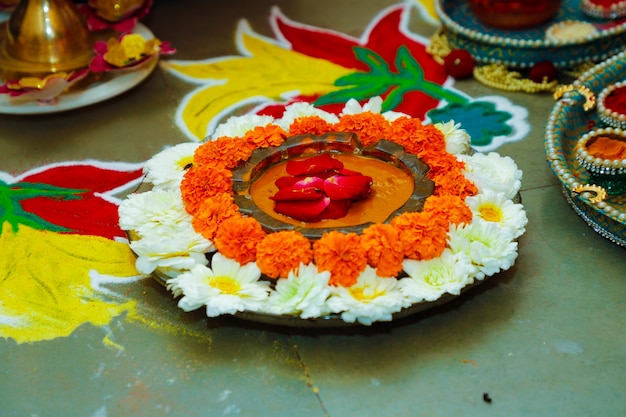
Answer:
545;50;626;247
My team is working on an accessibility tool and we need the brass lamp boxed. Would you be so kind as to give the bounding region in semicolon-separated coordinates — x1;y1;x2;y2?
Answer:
0;0;93;80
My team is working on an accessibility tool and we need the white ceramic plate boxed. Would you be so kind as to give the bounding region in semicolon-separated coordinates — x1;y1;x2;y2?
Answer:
0;23;157;115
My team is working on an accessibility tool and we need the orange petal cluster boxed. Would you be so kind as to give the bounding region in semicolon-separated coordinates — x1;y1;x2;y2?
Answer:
214;216;266;264
288;116;335;137
360;223;405;277
193;136;254;169
391;211;449;261
256;231;313;278
313;231;368;287
191;192;240;240
180;165;232;214
333;112;392;147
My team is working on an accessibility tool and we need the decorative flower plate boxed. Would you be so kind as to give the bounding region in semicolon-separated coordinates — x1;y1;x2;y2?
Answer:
436;0;626;68
0;23;157;115
121;98;528;328
545;50;626;247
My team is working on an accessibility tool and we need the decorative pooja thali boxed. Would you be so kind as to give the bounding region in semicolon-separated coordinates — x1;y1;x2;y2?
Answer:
436;0;626;68
120;98;528;327
546;50;626;246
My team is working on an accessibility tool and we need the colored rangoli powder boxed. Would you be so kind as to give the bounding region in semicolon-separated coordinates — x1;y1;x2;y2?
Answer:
0;223;140;343
603;86;626;115
587;136;626;160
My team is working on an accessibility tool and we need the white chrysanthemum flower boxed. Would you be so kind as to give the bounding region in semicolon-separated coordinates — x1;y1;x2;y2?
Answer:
447;222;518;280
118;189;192;239
130;232;213;275
434;120;471;156
342;97;383;115
326;266;408;325
458;152;523;200
264;264;332;318
341;96;406;121
143;143;199;191
212;114;275;140
276;101;339;131
399;250;476;303
465;191;528;239
166;254;270;317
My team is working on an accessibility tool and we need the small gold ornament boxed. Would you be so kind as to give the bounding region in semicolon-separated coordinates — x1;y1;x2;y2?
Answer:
473;64;558;93
553;84;596;111
426;30;451;66
572;184;608;203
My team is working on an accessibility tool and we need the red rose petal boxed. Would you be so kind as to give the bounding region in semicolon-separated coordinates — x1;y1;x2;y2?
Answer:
286;153;344;176
317;199;352;220
337;168;361;176
274;197;330;222
324;174;373;200
275;176;300;189
275;175;326;190
271;185;325;202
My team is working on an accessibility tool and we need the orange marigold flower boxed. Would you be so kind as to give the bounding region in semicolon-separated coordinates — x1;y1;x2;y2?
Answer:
256;231;313;279
245;125;287;148
391;211;448;261
389;119;445;157
180;165;233;214
422;152;460;178
333;113;392;147
288;116;335;136
313;231;368;287
423;195;473;226
193;136;254;169
360;223;404;277
388;117;426;154
191;192;240;240
431;168;477;199
214;216;266;264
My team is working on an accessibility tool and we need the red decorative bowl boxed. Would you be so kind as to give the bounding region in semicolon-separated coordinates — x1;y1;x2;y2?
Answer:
468;0;563;30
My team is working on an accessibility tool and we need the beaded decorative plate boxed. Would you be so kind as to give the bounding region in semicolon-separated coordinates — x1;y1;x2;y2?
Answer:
545;50;626;247
436;0;626;69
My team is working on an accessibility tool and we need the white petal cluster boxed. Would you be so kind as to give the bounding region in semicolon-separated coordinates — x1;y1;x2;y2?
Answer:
341;96;407;121
118;189;190;238
131;235;212;275
212;114;275;140
265;264;332;319
434;120;471;156
119;188;214;276
447;222;518;280
143;143;199;191
458;152;523;200
276;101;339;131
400;250;477;302
167;253;270;317
465;190;528;239
326;267;407;325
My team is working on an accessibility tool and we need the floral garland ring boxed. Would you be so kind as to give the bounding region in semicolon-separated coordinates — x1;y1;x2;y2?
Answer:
119;97;527;326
